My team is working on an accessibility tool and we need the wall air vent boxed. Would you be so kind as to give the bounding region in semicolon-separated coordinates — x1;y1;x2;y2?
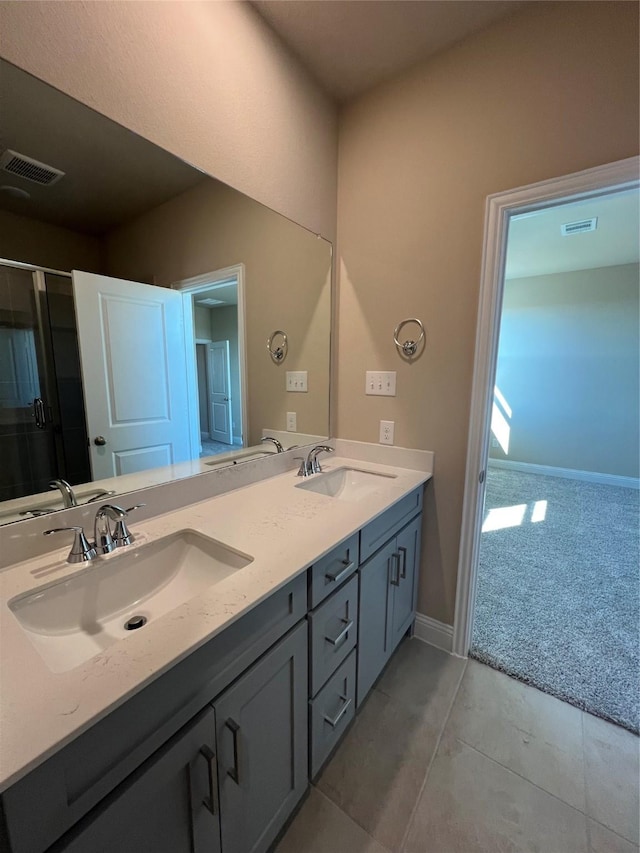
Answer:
0;149;65;186
561;217;597;236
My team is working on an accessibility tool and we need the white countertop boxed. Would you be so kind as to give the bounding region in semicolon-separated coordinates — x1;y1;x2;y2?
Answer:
0;451;431;793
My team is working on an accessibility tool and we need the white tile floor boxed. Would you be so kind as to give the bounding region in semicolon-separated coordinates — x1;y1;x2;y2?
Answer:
277;639;640;853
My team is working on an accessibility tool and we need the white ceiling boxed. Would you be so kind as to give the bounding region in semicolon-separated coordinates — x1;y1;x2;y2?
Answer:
252;0;525;102
505;188;640;280
194;283;238;308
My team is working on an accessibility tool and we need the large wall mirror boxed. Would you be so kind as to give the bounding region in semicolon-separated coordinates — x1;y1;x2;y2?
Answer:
0;60;331;525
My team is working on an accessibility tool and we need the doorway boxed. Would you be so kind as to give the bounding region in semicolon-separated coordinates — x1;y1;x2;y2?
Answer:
454;157;640;733
172;264;247;457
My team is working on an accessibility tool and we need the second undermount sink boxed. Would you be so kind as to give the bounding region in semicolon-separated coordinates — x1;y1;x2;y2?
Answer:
9;530;253;673
296;467;397;500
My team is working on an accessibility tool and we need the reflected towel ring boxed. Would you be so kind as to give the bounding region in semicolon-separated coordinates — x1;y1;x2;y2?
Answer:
393;318;425;357
267;330;288;363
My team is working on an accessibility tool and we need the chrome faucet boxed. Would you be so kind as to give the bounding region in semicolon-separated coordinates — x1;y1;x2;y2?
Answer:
261;436;284;452
49;479;77;508
94;504;128;555
44;503;145;563
298;445;334;477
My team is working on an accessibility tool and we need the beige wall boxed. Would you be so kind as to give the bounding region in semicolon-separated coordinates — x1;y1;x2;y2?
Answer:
105;179;331;445
0;210;103;273
336;2;640;624
491;264;640;478
0;0;338;241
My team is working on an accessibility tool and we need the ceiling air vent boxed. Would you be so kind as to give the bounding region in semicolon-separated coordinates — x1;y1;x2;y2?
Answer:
0;149;65;186
561;217;597;236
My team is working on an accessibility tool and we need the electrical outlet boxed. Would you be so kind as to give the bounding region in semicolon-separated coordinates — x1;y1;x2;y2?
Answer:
365;371;396;396
379;420;394;445
286;412;297;432
286;371;308;392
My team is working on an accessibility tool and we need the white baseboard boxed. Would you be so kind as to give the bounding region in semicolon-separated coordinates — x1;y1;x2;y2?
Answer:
489;458;639;490
414;613;454;653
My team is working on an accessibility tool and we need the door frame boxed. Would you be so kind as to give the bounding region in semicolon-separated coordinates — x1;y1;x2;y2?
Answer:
172;264;247;449
195;339;212;439
452;155;640;658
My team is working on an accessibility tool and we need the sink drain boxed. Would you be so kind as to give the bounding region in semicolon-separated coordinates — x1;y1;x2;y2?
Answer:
124;615;147;631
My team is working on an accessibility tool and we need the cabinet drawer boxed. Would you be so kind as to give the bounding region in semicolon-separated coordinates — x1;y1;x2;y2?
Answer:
309;532;359;609
308;575;358;697
359;487;423;563
309;650;356;779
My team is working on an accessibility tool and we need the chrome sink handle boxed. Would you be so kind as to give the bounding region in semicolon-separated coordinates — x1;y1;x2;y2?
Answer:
86;489;117;504
44;526;97;563
112;504;146;547
93;504;127;555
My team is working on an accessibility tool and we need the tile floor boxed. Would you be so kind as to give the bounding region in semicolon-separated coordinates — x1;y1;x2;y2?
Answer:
277;639;640;853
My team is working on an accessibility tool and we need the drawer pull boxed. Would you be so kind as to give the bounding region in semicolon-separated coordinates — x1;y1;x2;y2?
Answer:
389;552;401;587
325;558;355;584
325;618;354;647
199;745;218;816
398;546;408;580
225;718;241;784
324;695;352;728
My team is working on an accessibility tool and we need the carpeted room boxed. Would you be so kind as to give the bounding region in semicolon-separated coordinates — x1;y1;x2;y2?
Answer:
471;198;640;733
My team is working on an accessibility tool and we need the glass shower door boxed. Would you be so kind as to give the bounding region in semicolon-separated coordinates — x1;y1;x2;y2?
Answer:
0;263;62;501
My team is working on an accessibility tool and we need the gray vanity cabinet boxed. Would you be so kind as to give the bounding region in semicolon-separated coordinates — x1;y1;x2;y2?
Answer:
357;512;422;706
388;514;421;650
48;706;221;853
214;620;308;853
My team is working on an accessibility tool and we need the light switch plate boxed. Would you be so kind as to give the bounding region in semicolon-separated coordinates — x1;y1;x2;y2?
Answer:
366;371;396;396
286;371;308;392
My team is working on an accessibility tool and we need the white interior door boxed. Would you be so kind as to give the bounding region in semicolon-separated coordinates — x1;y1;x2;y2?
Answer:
72;270;193;480
207;340;232;444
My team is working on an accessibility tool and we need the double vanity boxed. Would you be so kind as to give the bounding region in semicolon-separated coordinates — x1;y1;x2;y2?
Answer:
0;444;432;853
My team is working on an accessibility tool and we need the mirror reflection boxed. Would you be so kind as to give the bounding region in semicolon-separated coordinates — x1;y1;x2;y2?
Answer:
0;60;331;524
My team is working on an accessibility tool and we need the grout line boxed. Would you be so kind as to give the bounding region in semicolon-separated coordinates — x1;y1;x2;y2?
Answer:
312;785;394;853
452;724;640;847
398;658;468;853
452;736;593;819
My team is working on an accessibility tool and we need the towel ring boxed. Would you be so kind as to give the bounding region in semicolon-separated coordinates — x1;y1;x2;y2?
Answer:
394;318;425;357
267;330;288;363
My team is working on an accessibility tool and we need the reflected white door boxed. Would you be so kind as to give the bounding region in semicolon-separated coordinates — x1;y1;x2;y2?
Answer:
72;271;192;480
207;340;232;444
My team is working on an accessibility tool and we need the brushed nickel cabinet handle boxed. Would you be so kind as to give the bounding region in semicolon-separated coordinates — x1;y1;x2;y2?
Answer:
225;718;241;784
398;546;408;580
324;695;352;728
325;618;354;647
389;552;401;586
325;558;355;584
199;745;218;816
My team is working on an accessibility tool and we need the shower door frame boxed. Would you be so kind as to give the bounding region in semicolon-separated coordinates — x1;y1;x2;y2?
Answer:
0;258;74;494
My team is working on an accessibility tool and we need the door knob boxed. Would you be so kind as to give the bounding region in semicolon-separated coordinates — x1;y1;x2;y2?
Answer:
94;436;107;446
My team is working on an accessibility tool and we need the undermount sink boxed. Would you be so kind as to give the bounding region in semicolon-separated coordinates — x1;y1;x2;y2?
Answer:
296;467;396;500
9;530;253;673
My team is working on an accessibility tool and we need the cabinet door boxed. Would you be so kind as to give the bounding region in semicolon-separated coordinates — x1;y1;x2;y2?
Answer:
214;621;308;853
50;706;220;853
357;539;396;707
389;515;421;652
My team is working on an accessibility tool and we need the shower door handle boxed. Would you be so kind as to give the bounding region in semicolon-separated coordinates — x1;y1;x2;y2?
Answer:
33;398;47;430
